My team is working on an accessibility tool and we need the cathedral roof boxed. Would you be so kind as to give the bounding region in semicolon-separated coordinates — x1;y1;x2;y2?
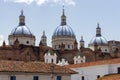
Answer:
89;23;108;46
52;7;75;38
10;10;34;36
10;25;33;36
53;25;75;38
65;58;120;68
89;36;108;46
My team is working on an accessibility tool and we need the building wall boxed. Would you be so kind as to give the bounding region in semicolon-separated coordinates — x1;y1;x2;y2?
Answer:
52;37;75;50
70;63;120;80
89;45;109;53
109;63;120;73
9;35;35;46
0;73;71;80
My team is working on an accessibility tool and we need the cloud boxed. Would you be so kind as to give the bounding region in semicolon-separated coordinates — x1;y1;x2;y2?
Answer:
4;0;76;6
4;0;34;4
0;35;4;46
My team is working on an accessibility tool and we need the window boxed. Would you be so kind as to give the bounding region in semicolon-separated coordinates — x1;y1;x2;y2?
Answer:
10;76;16;80
118;67;120;74
81;60;83;63
26;41;29;44
59;45;61;48
68;45;70;48
97;75;100;78
105;49;107;52
57;76;62;80
82;76;84;80
51;59;54;63
33;76;39;80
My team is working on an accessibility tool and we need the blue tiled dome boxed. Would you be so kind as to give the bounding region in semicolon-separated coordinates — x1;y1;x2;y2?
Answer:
10;25;33;35
52;25;75;37
89;36;108;46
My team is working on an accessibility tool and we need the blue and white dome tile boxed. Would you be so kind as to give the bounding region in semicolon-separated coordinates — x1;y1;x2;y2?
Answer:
89;36;108;45
10;25;33;35
53;25;75;37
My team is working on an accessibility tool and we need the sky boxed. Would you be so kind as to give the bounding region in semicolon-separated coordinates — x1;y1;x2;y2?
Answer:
0;0;120;47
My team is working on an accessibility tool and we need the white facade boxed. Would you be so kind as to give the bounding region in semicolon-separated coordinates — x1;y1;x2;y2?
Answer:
89;45;109;53
44;52;57;64
9;35;35;46
52;37;75;50
74;56;86;64
70;63;120;80
0;72;71;80
57;58;69;66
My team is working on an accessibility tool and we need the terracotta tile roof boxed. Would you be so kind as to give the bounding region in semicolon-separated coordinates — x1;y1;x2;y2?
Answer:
97;74;120;80
0;60;77;74
65;58;120;68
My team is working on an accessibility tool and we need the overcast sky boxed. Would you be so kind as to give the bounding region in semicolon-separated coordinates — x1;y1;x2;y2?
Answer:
0;0;120;47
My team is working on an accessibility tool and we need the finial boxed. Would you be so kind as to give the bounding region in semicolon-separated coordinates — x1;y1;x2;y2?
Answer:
62;5;65;16
43;30;45;35
97;22;100;28
19;10;25;26
80;35;84;42
61;5;66;25
21;10;23;16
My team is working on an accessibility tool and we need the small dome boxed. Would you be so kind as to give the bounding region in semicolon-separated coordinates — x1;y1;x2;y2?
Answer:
89;36;108;46
10;25;33;36
52;25;75;37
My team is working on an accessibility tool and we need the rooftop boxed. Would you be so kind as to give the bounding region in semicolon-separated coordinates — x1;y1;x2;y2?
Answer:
0;60;77;74
65;58;120;68
97;74;120;80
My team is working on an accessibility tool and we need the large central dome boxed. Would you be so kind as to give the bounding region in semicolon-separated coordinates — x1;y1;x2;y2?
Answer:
8;10;35;46
53;25;75;37
52;7;75;38
52;7;76;50
10;25;33;36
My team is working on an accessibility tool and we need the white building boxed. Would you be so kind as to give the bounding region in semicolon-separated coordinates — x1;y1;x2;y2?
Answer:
44;49;57;64
65;58;120;80
0;60;77;80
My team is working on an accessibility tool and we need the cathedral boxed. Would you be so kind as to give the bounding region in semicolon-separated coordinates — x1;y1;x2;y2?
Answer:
0;8;120;66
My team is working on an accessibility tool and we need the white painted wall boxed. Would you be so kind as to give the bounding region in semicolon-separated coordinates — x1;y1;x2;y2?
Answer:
88;45;109;53
70;63;120;80
0;73;71;80
52;37;75;50
9;35;35;46
109;63;120;74
44;52;57;64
